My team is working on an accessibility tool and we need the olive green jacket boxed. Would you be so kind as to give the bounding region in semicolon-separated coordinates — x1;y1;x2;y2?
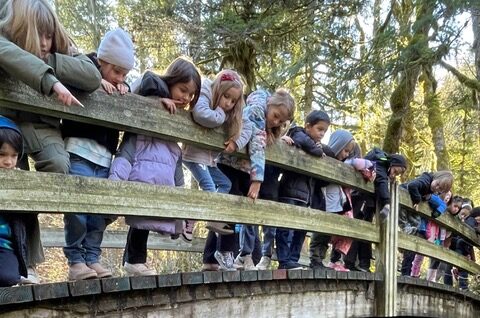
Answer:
0;35;101;125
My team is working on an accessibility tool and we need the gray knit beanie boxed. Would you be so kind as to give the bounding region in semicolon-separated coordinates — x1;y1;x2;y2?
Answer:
328;129;354;157
98;28;135;71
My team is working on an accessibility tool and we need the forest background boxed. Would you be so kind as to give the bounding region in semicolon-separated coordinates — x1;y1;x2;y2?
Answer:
34;0;480;285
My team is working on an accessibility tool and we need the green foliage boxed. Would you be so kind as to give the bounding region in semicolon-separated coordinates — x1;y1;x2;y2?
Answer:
55;0;114;52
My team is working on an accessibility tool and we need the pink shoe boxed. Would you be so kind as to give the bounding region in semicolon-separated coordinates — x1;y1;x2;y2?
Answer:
328;262;350;272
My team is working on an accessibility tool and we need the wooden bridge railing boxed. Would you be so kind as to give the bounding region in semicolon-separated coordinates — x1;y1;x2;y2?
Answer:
0;76;479;316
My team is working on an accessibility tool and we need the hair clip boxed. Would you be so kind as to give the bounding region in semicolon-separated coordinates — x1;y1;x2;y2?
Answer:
220;73;238;82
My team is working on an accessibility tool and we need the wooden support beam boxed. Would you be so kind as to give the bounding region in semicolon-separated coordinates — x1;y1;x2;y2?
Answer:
0;170;380;243
375;181;399;317
0;76;373;192
40;228;206;252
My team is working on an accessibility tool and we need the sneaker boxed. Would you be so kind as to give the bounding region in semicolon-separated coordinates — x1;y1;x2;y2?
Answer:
68;263;98;280
279;262;305;270
88;263;113;278
309;259;326;269
206;222;234;235
256;256;271;270
234;254;257;271
19;267;40;285
181;220;195;243
214;251;236;271
123;262;157;276
201;263;219;271
328;261;350;272
355;265;371;273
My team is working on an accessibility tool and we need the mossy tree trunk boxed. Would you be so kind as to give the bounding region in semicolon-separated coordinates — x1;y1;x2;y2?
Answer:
383;0;435;153
422;64;450;170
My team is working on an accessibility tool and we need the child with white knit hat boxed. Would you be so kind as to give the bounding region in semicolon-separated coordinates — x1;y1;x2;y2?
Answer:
97;28;135;94
61;27;135;280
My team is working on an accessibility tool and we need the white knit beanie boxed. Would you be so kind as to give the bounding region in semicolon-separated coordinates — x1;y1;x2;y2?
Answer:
97;28;135;71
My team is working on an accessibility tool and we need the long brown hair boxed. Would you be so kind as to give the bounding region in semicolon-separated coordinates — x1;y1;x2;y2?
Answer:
0;0;72;57
210;69;244;140
161;56;201;109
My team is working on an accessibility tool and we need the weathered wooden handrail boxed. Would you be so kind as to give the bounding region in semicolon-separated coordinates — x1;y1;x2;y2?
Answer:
0;170;380;243
0;76;373;192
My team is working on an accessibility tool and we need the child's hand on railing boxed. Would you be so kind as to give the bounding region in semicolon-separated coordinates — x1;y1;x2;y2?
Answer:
101;79;117;94
361;168;376;182
160;98;183;114
280;135;294;145
247;181;261;201
223;139;237;153
117;83;129;95
53;82;84;107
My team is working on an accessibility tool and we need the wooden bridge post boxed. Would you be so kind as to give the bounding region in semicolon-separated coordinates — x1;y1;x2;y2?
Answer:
375;181;398;316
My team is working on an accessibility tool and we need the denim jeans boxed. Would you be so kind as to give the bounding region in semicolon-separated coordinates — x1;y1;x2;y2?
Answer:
0;248;20;287
276;199;307;266
239;225;259;256
261;226;276;257
63;154;110;265
183;161;232;193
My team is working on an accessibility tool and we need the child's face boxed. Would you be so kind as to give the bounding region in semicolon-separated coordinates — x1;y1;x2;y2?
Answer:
219;87;242;112
0;143;18;169
100;63;129;86
266;105;290;129
305;121;329;143
448;201;462;215
39;32;53;60
389;166;405;179
336;141;355;161
170;80;197;108
431;180;450;194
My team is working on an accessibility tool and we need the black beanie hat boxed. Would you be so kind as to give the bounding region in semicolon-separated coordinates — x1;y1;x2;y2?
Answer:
389;154;407;169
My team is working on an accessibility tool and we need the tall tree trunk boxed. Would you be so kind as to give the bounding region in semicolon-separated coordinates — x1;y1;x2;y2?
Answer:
422;64;450;169
355;16;367;155
304;49;314;117
473;4;480;82
88;0;101;50
383;0;434;153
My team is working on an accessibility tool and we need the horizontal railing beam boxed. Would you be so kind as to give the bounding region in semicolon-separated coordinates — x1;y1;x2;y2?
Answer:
0;76;373;192
398;232;480;274
40;228;205;252
0;170;380;243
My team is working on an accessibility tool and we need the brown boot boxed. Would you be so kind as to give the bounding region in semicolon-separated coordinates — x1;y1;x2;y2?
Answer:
68;263;97;280
88;263;113;278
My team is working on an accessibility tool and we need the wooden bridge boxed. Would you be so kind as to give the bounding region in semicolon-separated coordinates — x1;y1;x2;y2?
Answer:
0;76;479;317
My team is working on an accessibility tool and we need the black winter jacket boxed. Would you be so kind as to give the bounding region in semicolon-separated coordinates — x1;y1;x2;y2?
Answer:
61;53;120;155
402;172;434;205
3;213;27;278
279;126;333;205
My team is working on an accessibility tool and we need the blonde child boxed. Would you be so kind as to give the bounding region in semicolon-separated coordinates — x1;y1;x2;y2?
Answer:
399;170;454;276
309;129;375;272
180;70;244;271
61;28;134;280
0;0;101;283
183;70;244;238
213;88;296;271
109;57;201;276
